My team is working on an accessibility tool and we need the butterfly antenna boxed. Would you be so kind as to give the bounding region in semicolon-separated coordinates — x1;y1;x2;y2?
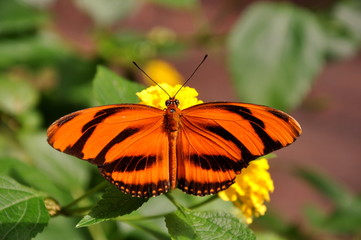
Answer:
132;61;171;98
173;54;208;98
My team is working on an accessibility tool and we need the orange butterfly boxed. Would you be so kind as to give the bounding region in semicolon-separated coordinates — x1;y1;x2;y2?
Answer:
47;59;301;198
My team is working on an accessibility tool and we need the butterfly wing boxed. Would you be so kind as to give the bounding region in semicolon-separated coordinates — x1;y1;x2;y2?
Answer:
177;102;301;196
47;104;170;197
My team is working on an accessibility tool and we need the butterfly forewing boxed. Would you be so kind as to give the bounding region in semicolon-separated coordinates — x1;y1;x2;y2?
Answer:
47;104;171;197
176;102;301;196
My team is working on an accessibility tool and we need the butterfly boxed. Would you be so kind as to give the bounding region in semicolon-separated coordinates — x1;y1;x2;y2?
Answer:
47;98;301;198
47;58;301;198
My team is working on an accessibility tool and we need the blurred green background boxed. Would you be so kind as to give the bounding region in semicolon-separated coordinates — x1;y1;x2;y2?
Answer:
0;0;360;239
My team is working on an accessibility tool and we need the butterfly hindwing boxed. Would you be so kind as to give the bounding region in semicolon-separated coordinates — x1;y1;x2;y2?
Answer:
176;102;301;195
47;104;170;197
98;122;170;197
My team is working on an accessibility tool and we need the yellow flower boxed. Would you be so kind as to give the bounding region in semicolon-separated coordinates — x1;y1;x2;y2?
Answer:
218;158;274;224
142;60;183;86
136;83;203;110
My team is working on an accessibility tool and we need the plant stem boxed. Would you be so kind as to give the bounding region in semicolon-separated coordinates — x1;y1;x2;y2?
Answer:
61;181;108;214
61;205;94;216
116;212;170;222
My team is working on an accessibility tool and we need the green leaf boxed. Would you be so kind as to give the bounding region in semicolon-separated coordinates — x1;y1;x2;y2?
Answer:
77;185;148;227
93;66;144;105
228;2;326;110
0;176;49;240
165;208;255;240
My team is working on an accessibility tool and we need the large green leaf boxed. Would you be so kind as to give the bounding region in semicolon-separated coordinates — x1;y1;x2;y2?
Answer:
228;2;326;110
165;208;255;240
93;66;144;105
0;176;49;240
76;185;148;227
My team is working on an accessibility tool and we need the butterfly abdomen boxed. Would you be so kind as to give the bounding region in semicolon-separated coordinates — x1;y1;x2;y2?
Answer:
165;101;182;190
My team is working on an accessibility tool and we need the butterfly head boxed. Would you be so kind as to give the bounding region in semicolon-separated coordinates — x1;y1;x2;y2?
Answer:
165;97;180;112
133;55;208;108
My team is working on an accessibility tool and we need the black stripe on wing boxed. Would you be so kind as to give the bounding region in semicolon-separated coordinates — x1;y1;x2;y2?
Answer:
99;171;170;198
177;178;235;196
55;112;80;127
98;155;157;172
63;105;153;161
205;125;260;161
189;154;247;172
216;105;283;154
81;107;129;133
90;127;141;165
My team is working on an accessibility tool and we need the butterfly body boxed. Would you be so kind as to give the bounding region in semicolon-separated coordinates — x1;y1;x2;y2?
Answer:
164;98;181;191
47;99;301;198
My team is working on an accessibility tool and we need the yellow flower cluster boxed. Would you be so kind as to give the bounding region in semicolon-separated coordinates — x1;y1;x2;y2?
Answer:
136;83;203;110
218;158;274;224
138;59;202;109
